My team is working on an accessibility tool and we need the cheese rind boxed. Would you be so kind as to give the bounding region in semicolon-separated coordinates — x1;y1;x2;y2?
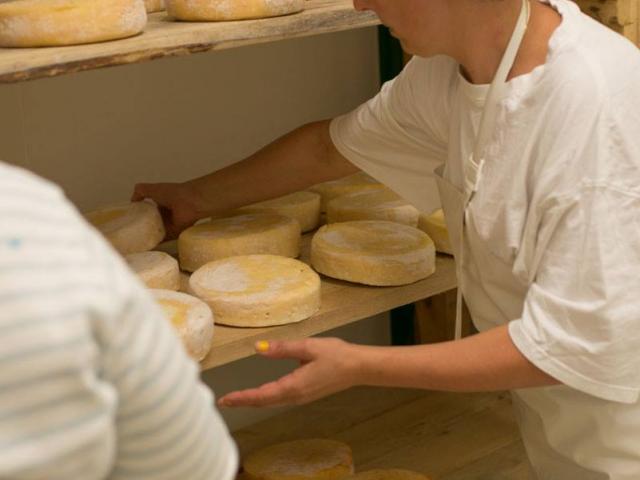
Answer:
327;189;420;227
166;0;304;21
243;439;354;480
0;0;147;47
238;191;321;233
350;469;431;480
152;289;214;361
178;213;301;272
311;221;435;286
309;172;386;212
125;251;180;290
85;201;165;255
417;209;453;255
145;0;165;12
189;255;320;328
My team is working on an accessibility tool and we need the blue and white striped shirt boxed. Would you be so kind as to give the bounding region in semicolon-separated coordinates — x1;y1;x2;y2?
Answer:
0;162;238;480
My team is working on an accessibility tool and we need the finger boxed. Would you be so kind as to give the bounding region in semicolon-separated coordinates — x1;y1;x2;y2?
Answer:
218;373;303;408
255;339;315;362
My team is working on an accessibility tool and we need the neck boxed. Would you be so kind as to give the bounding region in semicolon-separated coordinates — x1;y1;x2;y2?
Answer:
452;0;561;85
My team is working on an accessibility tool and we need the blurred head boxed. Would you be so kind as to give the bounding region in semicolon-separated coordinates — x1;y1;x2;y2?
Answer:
353;0;517;59
353;0;452;56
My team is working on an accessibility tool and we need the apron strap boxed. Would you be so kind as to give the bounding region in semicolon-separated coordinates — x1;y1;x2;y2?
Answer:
455;0;531;340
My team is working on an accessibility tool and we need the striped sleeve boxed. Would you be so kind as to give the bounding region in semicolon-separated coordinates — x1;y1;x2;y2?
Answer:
0;163;237;480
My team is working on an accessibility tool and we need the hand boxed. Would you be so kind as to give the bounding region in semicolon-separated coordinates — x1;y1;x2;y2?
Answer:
132;182;205;239
218;338;362;408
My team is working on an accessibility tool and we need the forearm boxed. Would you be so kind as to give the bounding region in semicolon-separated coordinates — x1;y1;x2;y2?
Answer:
186;120;357;217
354;324;560;392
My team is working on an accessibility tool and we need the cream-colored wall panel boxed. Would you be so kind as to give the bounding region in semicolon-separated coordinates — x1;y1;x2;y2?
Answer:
204;312;391;431
7;27;378;212
0;84;27;167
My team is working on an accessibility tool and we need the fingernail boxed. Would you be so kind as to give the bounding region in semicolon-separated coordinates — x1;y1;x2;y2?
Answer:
255;341;270;353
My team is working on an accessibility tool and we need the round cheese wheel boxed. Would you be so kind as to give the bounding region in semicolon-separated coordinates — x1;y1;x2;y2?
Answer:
0;0;147;48
178;213;301;272
86;201;165;255
243;439;354;480
417;209;453;255
125;251;180;290
152;289;214;361
311;221;435;286
238;191;321;233
326;189;420;227
350;469;431;480
145;0;165;13
166;0;304;21
189;255;320;328
309;172;386;212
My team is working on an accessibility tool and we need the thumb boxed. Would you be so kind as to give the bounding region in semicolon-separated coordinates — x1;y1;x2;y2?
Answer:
131;183;153;202
255;339;315;362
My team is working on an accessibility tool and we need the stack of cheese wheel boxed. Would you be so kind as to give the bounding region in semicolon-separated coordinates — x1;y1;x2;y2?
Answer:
310;172;386;212
125;251;180;290
85;201;165;255
351;469;431;480
166;0;304;21
0;0;147;47
152;290;214;361
189;255;320;327
145;0;165;13
243;439;354;480
326;188;420;227
311;221;435;286
178;213;300;272
237;191;321;233
417;209;453;255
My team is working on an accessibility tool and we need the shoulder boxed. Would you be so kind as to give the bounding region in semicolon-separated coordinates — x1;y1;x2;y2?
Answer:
544;0;640;106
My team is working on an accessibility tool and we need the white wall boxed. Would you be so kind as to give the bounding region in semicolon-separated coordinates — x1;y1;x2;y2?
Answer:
0;26;391;431
0;27;381;211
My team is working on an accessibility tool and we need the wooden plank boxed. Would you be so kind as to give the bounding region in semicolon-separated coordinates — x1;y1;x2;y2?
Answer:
0;0;380;84
201;233;457;370
233;387;527;479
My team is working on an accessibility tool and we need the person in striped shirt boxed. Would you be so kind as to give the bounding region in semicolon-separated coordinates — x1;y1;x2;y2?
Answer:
0;161;238;480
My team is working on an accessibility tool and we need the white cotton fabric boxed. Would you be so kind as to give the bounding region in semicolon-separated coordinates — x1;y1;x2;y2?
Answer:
0;162;238;480
331;0;640;405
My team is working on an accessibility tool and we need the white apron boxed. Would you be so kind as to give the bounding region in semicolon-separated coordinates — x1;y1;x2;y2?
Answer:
434;1;640;477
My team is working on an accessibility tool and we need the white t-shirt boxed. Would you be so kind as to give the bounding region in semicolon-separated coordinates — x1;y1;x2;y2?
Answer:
0;162;238;479
331;0;640;404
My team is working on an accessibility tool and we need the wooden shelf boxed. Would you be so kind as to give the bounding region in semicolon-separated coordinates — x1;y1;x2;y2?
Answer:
201;234;457;370
0;0;380;84
233;387;528;479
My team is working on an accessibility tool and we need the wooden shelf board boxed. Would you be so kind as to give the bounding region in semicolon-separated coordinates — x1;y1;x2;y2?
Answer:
0;0;380;84
200;233;457;370
233;387;528;479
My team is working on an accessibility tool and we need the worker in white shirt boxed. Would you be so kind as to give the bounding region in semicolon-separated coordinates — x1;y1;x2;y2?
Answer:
0;162;238;480
133;0;640;477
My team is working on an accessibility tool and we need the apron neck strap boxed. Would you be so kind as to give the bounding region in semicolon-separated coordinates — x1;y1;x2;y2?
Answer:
473;0;531;161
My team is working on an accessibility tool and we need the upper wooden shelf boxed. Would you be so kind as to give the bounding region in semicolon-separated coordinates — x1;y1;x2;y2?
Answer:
201;234;457;370
0;0;380;84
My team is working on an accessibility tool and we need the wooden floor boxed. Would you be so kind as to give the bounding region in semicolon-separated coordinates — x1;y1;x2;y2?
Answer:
233;387;530;479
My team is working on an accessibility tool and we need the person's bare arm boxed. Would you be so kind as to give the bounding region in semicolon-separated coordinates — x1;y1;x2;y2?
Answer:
132;120;357;238
218;325;559;408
